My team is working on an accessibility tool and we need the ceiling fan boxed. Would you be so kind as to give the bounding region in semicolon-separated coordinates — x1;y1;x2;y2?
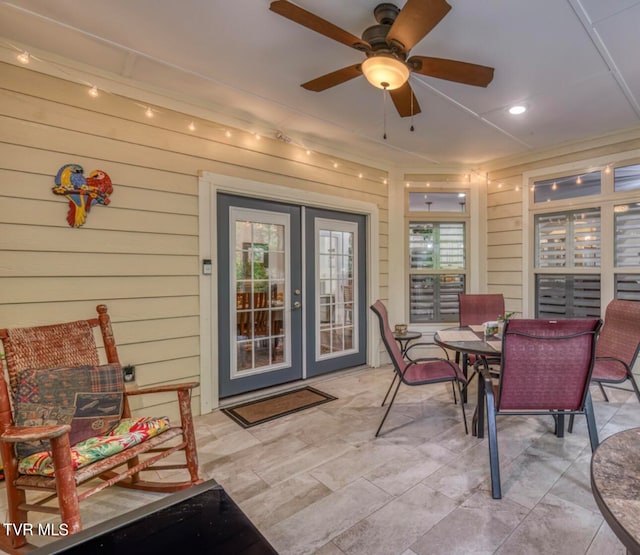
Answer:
269;0;495;118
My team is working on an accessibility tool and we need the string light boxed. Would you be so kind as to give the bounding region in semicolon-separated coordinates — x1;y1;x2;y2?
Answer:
605;165;611;174
576;176;582;184
5;44;377;183
383;179;388;185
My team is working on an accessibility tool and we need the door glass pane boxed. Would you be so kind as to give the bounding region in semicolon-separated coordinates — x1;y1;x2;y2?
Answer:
233;214;288;375
316;221;356;359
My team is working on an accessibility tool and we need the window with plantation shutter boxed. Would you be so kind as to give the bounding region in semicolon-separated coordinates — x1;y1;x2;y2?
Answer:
532;159;640;319
408;221;465;323
616;274;640;301
535;209;600;268
536;275;601;318
534;208;601;318
615;203;640;267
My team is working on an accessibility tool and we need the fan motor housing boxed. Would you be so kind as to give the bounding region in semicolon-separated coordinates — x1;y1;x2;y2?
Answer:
374;3;400;25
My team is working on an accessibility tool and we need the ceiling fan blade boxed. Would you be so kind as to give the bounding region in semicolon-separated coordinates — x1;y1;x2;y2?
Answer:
390;82;422;118
301;64;362;92
270;0;370;51
409;56;494;87
386;0;452;53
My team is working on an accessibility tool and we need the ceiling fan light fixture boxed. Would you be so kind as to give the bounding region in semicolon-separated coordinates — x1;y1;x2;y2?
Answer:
361;55;409;90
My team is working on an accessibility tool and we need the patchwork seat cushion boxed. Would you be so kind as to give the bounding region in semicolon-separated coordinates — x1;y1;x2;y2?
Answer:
14;364;124;457
18;416;171;477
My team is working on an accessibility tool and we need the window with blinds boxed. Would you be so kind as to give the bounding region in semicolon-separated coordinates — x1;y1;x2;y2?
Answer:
535;208;601;317
536;275;601;318
535;209;601;268
616;274;640;300
531;158;640;319
408;222;465;323
615;203;640;267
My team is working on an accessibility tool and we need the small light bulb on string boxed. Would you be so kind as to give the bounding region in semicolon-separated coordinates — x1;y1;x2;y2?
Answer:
306;149;311;156
605;165;611;174
358;173;363;179
576;176;582;184
225;130;232;138
145;106;154;118
17;51;30;64
188;121;196;131
88;86;99;98
333;162;338;169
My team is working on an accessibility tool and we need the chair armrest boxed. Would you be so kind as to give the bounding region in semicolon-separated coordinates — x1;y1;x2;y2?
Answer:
0;424;71;443
479;364;496;384
595;355;629;368
405;342;450;360
125;381;199;397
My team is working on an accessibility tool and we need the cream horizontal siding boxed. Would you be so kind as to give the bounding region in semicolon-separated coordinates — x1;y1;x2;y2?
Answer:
0;61;389;417
485;177;524;315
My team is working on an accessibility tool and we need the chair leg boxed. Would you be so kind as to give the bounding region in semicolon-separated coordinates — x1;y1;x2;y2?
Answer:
451;382;458;405
178;389;201;483
597;381;609;402
555;411;565;438
584;391;600;452
456;381;468;434
628;373;640;404
1;451;28;549
568;413;575;434
381;373;397;407
375;378;402;437
50;434;82;534
485;387;501;499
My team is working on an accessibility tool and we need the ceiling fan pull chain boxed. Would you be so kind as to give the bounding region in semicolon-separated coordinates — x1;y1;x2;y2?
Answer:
410;85;415;132
383;88;388;140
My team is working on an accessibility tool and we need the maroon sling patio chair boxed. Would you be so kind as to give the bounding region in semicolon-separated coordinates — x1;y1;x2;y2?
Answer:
371;300;468;437
590;299;640;403
481;318;601;499
458;293;505;387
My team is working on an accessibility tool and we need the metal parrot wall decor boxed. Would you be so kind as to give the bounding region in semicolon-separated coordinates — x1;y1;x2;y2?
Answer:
52;164;113;227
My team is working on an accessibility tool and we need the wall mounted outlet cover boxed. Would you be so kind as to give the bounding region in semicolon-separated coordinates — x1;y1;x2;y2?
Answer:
123;364;136;382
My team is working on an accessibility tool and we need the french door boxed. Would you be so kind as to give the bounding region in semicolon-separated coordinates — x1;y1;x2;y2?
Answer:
217;195;366;398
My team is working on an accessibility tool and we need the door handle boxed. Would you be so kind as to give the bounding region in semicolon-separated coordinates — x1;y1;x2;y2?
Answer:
293;301;301;309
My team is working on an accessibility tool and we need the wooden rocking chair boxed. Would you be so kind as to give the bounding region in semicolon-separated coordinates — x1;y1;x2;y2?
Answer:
0;305;202;551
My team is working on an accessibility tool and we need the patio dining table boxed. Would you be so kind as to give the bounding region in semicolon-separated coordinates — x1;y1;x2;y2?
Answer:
434;326;502;438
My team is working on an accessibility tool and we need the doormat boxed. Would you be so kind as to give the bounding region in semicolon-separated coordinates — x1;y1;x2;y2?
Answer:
221;386;337;428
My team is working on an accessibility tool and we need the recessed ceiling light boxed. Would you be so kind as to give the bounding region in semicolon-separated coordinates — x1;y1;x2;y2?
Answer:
508;105;527;115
